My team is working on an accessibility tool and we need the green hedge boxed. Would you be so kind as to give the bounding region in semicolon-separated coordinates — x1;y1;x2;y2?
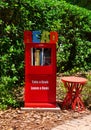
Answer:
0;0;91;108
65;0;91;10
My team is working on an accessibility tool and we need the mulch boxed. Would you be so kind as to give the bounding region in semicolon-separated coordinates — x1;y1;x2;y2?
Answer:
0;108;91;130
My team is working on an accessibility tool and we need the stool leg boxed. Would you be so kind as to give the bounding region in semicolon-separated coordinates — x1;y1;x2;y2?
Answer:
72;96;85;111
62;92;72;109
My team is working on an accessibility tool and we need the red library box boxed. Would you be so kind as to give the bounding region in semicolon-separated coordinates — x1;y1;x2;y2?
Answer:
24;31;58;108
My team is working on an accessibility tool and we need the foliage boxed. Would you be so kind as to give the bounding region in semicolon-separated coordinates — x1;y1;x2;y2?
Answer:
0;0;24;109
0;0;91;109
65;0;91;10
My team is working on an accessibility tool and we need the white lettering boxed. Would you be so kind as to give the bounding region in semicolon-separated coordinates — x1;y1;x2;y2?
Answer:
31;86;39;90
42;86;49;90
32;80;38;84
32;80;49;84
31;86;49;90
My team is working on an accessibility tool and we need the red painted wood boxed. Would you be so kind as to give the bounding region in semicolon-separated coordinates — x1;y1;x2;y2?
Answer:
61;76;87;111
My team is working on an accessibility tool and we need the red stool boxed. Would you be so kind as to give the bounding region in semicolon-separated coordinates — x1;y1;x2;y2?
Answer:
61;76;87;111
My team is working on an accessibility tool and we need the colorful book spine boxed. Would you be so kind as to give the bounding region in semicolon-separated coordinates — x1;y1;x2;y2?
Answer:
35;49;40;66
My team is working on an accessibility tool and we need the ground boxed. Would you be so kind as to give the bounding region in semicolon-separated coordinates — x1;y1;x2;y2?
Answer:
0;108;91;130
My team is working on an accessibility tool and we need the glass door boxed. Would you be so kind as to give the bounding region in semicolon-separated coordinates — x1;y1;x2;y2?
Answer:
31;48;51;66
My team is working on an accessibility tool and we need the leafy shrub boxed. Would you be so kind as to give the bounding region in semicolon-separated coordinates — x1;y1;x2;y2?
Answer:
65;0;91;10
0;0;91;109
